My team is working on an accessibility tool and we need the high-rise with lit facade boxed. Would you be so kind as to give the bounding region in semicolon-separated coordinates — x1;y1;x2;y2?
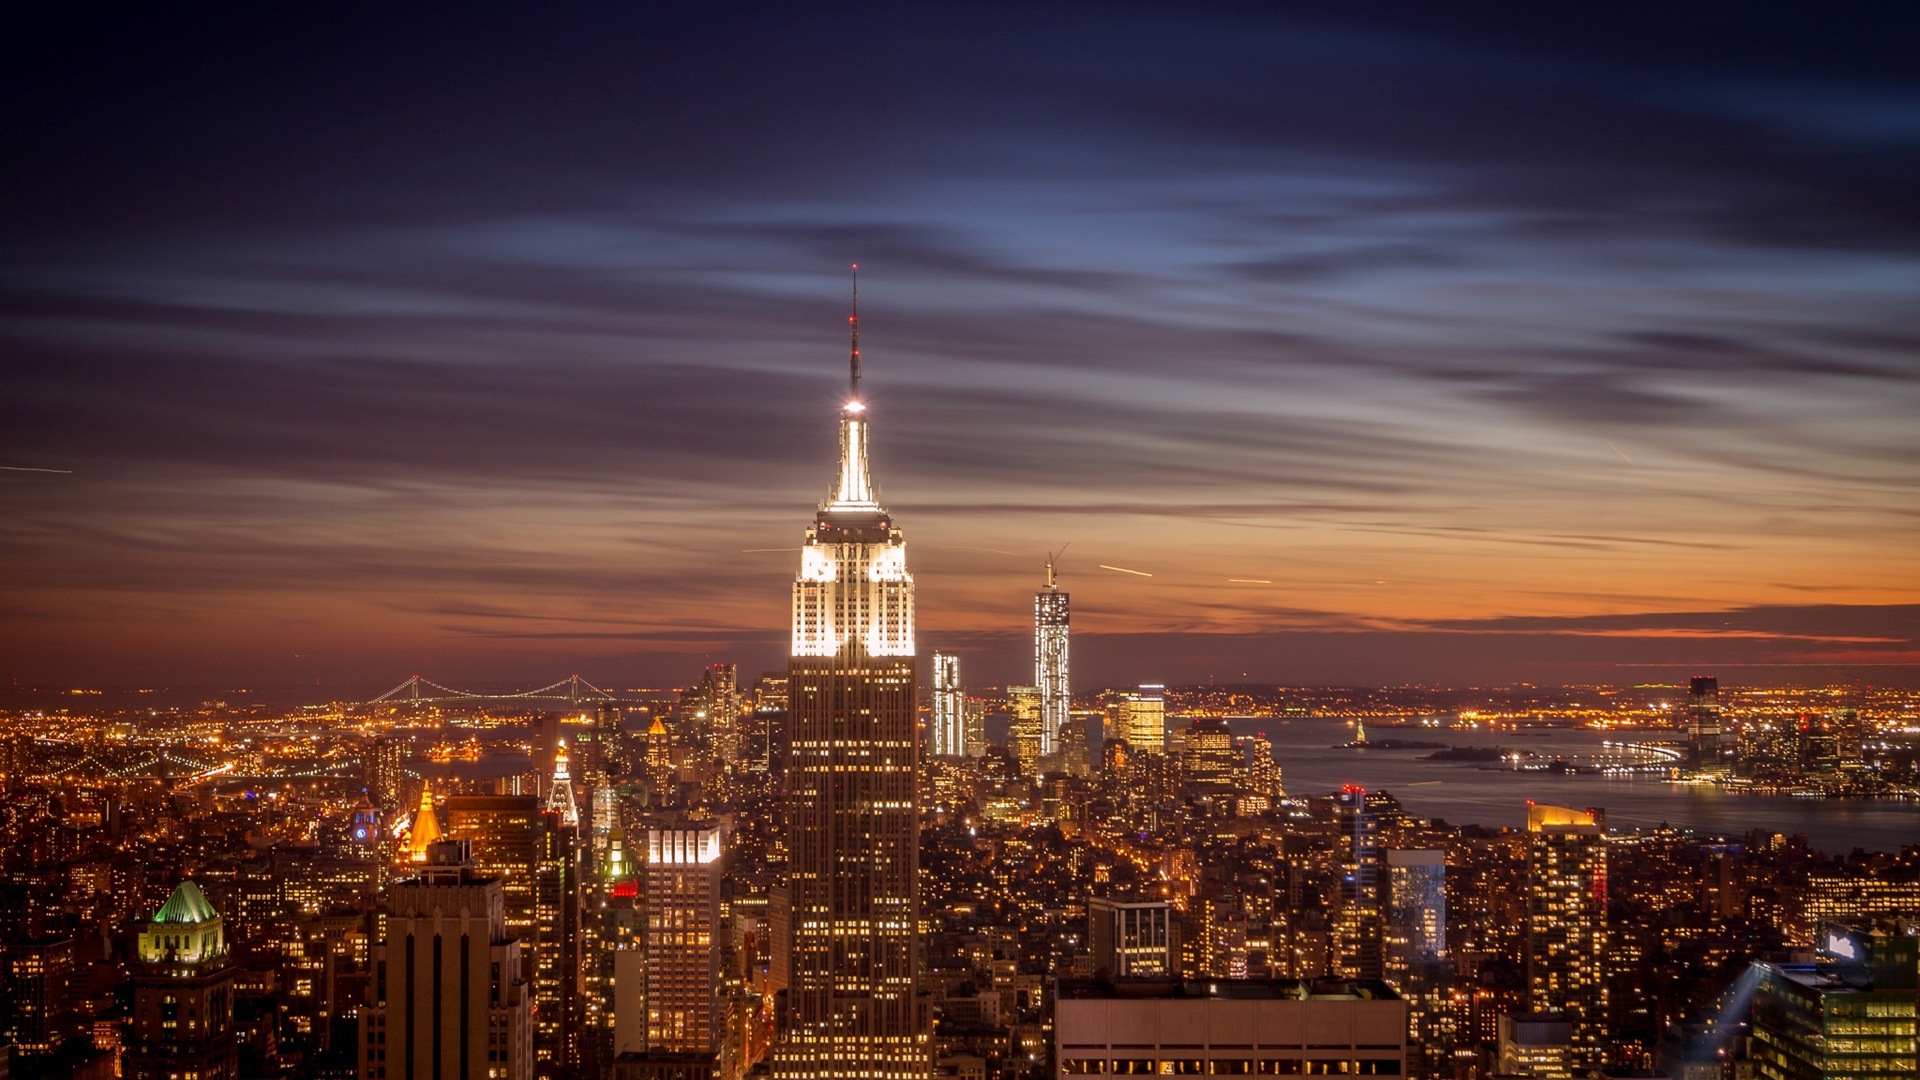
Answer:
127;881;238;1080
1035;559;1071;766
776;291;926;1080
644;826;724;1058
1008;686;1044;773
1111;685;1166;753
1686;675;1725;766
1526;804;1608;1073
931;652;964;759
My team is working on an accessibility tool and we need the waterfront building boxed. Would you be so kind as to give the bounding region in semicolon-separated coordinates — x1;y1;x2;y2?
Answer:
1053;978;1406;1080
127;881;237;1080
1525;804;1608;1073
360;839;534;1080
1686;676;1727;767
932;652;965;759
1088;898;1174;978
774;308;926;1080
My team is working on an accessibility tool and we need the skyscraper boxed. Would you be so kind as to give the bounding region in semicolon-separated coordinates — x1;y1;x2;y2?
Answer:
537;750;586;1074
1387;850;1454;1080
1526;804;1608;1073
1333;785;1386;981
1035;559;1072;766
931;652;964;759
127;882;238;1080
361;839;534;1080
1686;675;1724;766
1007;685;1044;774
1114;685;1166;754
644;826;724;1057
776;287;925;1080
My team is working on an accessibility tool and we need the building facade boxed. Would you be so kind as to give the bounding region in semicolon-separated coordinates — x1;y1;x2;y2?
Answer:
644;826;724;1056
360;840;533;1080
1525;805;1608;1073
1088;898;1174;979
1035;561;1072;767
127;881;238;1080
931;652;964;759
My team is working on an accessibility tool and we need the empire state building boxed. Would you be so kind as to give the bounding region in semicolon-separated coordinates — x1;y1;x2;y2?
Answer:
776;282;927;1079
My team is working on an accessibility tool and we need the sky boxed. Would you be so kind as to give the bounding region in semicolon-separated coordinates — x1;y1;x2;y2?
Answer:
2;5;1917;693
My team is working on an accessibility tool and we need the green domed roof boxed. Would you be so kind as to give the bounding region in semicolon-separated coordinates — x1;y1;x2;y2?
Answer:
152;880;219;924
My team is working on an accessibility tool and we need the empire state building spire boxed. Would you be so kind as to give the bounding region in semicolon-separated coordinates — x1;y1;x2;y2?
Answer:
829;266;878;511
777;284;926;1080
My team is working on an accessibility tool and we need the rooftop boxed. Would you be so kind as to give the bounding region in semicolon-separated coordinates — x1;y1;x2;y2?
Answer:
151;880;218;925
1058;977;1399;1002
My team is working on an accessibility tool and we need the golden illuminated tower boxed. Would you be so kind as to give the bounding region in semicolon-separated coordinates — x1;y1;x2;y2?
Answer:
776;278;926;1079
1526;804;1608;1073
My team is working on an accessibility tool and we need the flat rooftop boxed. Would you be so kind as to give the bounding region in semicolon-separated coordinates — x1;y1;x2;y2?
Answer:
1058;978;1400;1002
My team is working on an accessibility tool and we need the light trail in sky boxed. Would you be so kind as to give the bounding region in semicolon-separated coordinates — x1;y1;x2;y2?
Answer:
1099;564;1153;578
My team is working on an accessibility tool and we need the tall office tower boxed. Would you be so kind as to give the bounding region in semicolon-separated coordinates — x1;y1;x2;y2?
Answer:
1087;898;1174;978
127;882;237;1080
930;652;964;758
1387;851;1453;1080
361;839;534;1080
1384;851;1446;984
1686;675;1724;765
367;735;408;813
1114;685;1167;753
776;290;926;1080
1526;804;1608;1073
963;697;986;758
643;717;674;786
1181;717;1241;794
537;752;586;1075
756;671;791;775
576;707;625;861
1034;559;1071;763
3;935;74;1058
443;796;543;1049
1333;786;1386;981
1007;686;1044;773
1247;735;1283;799
644;826;724;1056
703;663;743;764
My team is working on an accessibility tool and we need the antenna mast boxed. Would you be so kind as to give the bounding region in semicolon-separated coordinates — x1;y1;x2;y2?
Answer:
849;263;861;399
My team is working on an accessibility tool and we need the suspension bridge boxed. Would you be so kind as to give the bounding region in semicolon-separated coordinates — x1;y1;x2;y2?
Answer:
365;673;628;707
